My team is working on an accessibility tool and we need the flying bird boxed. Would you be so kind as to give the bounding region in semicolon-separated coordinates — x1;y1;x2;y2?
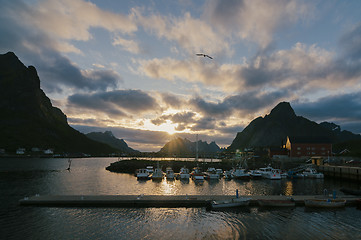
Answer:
196;53;213;59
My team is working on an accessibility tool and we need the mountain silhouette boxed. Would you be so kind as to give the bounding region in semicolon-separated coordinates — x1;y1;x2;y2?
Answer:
86;131;139;153
157;137;220;157
0;52;117;155
227;102;361;151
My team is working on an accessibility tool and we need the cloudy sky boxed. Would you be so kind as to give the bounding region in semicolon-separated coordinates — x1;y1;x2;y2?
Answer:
1;0;361;151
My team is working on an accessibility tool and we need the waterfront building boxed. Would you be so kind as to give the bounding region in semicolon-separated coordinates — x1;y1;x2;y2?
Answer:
286;136;332;158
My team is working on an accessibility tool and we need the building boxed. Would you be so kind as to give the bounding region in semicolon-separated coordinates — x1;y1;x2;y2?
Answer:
268;147;288;158
285;136;332;158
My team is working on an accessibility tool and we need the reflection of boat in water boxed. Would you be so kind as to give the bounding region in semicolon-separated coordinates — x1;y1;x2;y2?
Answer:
257;199;295;207
304;199;346;208
224;169;233;179
166;167;175;179
302;168;324;178
136;168;150;180
179;166;190;179
211;197;251;209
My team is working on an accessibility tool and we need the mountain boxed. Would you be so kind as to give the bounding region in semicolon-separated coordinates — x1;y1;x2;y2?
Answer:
227;102;361;151
0;52;117;155
86;131;139;153
157;137;221;157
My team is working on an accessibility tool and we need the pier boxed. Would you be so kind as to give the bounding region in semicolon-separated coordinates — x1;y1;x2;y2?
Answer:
19;194;360;208
317;165;361;181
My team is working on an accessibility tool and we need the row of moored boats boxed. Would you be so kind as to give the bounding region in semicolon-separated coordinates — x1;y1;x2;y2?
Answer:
136;164;324;181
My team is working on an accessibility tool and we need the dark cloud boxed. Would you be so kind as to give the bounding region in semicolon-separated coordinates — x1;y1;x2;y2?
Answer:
160;93;184;108
68;89;160;116
339;22;361;61
190;90;289;118
191;117;217;131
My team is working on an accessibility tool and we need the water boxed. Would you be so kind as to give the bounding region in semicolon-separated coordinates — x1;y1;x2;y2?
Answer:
1;158;361;240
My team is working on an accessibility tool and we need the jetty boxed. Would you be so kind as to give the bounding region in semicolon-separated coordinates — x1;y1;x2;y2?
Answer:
19;194;360;208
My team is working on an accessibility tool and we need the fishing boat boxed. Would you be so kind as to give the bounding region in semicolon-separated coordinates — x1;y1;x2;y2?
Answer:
179;166;190;179
151;163;164;180
304;199;346;208
249;170;262;179
136;168;150;180
204;167;220;180
302;168;324;179
191;167;204;180
257;199;295;207
211;197;251;209
259;165;281;180
232;166;250;180
166;167;175;179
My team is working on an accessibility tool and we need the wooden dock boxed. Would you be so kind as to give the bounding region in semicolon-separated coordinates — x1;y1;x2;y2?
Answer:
19;195;360;208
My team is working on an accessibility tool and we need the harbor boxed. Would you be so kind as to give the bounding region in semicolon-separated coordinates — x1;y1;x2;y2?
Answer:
19;194;361;208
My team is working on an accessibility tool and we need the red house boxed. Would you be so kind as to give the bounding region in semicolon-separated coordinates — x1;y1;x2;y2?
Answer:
285;136;332;158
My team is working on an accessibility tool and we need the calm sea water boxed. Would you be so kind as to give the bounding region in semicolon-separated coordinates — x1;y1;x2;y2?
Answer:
1;157;361;240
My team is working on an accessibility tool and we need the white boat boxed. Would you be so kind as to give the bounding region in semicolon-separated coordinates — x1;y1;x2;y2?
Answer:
211;197;251;209
302;168;324;179
204;167;220;180
146;166;154;174
259;165;281;180
216;169;223;177
136;168;150;180
249;170;262;179
232;166;250;180
179;166;190;179
191;167;204;180
166;167;175;179
304;199;346;208
151;167;164;180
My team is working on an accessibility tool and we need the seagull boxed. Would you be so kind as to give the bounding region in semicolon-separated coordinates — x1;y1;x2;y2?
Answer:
196;53;213;59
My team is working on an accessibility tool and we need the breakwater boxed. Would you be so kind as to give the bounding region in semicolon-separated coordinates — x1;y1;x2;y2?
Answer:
317;165;361;182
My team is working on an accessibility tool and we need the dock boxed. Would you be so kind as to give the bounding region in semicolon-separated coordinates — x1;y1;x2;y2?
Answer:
19;195;360;208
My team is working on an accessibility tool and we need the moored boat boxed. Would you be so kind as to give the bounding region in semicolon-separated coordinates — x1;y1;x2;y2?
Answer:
249;170;262;179
204;167;220;180
232;166;250;180
211;197;251;209
166;167;175;179
304;199;346;208
257;199;295;207
136;168;150;180
179;166;190;179
191;167;204;180
302;168;324;179
259;165;281;180
151;162;164;180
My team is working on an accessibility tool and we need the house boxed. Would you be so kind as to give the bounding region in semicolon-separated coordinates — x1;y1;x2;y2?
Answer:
285;136;332;158
16;148;26;155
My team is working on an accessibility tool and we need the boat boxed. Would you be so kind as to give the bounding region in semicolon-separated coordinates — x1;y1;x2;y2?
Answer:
249;170;262;179
259;165;281;180
224;169;233;179
211;197;251;209
304;199;346;208
216;169;223;177
302;168;324;178
146;166;154;174
136;168;150;180
257;199;295;207
232;166;251;180
151;162;164;180
165;167;175;179
191;167;204;180
204;167;220;180
179;166;190;179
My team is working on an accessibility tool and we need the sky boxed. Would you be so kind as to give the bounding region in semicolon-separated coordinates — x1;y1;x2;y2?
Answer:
1;0;361;152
